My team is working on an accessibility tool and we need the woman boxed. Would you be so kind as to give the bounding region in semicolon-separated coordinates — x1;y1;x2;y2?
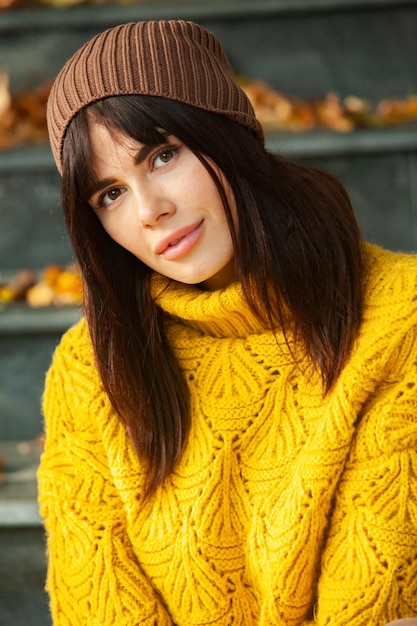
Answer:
38;19;417;626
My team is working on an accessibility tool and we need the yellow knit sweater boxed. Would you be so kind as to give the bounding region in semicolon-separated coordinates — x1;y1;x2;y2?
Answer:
38;243;417;626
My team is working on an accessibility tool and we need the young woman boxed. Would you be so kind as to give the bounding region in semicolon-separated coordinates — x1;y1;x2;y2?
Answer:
38;19;417;626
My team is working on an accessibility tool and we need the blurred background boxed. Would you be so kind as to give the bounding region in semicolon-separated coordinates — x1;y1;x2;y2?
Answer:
1;0;417;623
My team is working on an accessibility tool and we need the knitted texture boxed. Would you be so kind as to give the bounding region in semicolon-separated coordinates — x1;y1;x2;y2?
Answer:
38;243;417;626
47;19;264;174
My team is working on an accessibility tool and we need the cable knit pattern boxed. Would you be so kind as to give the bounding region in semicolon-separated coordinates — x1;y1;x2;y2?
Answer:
38;243;417;625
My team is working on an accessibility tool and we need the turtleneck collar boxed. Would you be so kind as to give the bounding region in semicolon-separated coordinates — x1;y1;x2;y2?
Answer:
151;274;267;338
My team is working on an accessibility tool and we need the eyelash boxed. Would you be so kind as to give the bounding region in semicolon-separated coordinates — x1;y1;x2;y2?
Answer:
94;143;180;209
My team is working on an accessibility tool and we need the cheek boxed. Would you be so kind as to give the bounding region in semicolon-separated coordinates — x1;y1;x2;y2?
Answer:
99;214;140;252
100;218;123;245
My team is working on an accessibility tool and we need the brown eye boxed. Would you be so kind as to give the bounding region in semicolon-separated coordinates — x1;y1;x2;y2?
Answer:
153;147;177;168
97;186;127;209
106;188;122;201
160;150;173;162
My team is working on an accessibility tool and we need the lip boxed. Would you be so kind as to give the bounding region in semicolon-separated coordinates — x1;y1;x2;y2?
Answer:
155;220;204;259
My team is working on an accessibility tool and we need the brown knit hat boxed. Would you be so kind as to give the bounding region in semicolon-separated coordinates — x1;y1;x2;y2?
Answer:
47;19;264;174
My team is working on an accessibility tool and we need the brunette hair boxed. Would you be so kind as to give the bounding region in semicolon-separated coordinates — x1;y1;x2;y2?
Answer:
62;95;363;495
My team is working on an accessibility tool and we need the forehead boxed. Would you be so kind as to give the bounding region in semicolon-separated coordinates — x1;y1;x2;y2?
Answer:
89;122;142;151
88;122;144;172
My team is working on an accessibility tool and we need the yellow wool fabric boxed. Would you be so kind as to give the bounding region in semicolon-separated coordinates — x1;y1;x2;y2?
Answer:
38;243;417;626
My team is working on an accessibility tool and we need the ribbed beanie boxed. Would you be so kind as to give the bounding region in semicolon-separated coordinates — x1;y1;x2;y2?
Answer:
47;19;264;174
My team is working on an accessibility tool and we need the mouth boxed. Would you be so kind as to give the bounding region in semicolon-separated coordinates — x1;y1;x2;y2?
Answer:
155;220;204;259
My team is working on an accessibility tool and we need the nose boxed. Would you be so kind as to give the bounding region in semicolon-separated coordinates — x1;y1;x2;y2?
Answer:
134;182;176;227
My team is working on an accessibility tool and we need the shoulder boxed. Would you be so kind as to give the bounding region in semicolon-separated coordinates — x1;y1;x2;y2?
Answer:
48;316;95;377
53;315;93;360
356;244;417;368
360;244;417;354
362;243;417;318
42;316;124;456
344;245;417;456
43;316;101;421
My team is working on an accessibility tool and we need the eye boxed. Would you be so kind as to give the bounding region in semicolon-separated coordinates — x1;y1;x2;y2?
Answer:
97;186;126;209
153;147;177;169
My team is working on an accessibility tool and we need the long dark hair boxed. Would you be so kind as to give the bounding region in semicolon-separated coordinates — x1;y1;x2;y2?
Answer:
62;95;363;495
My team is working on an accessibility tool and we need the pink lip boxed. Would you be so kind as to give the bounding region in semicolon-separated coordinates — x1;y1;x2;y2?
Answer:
155;220;204;259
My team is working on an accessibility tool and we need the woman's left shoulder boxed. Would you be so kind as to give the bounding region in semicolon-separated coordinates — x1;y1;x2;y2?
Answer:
362;243;417;318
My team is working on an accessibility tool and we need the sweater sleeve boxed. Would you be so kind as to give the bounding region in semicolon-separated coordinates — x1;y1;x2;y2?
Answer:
312;312;417;625
37;320;173;626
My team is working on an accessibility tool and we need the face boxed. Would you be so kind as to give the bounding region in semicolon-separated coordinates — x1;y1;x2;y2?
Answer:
87;122;237;290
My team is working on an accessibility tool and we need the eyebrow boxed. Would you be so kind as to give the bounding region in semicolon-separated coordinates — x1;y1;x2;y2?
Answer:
134;144;154;165
89;177;118;200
